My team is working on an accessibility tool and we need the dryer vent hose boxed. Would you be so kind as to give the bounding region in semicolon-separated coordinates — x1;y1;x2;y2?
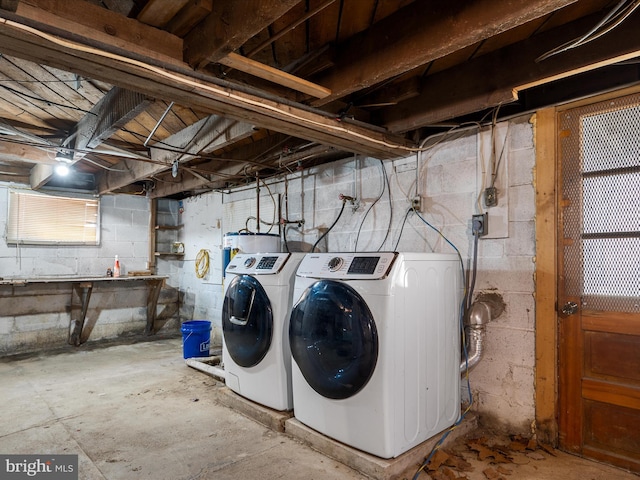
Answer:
460;301;492;375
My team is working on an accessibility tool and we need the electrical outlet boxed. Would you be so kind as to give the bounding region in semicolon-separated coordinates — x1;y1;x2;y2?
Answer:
472;213;488;236
411;195;421;212
484;186;498;207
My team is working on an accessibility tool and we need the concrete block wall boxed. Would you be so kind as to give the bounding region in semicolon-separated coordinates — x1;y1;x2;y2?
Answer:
0;185;180;355
187;114;537;434
0;187;152;277
171;193;225;346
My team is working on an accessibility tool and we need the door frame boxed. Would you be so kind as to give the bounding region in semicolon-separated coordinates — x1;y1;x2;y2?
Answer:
534;107;558;444
534;85;640;446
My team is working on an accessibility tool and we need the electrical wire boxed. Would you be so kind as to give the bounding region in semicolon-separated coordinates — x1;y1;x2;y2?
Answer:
536;0;640;62
311;199;347;252
80;156;131;172
466;229;481;312
0;84;97;114
410;212;475;480
393;208;413;251
354;159;386;251
377;160;393;252
195;249;210;279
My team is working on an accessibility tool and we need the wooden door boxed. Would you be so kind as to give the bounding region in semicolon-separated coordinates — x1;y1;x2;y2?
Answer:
558;93;640;473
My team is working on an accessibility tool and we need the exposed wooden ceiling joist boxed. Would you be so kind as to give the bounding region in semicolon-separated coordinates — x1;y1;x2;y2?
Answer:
380;9;640;132
183;0;300;69
0;0;630;199
8;0;183;61
309;0;580;106
99;115;256;194
218;53;332;99
29;86;151;189
0;11;416;159
137;0;189;28
150;140;336;198
0;138;52;164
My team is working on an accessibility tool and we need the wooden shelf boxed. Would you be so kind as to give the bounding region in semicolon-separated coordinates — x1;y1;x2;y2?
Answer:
155;252;184;257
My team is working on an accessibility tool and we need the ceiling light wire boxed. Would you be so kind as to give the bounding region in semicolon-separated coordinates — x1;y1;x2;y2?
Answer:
536;0;640;62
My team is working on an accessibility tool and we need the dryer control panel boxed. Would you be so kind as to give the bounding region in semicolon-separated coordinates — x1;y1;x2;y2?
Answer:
226;253;291;275
296;252;397;280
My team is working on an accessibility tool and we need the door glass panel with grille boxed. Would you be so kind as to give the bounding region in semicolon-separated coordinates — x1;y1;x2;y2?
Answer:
558;94;640;473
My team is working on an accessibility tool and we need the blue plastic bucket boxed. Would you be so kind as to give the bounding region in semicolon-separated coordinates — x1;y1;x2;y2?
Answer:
181;320;211;359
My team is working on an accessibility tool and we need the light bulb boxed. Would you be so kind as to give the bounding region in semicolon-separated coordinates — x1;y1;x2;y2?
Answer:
55;163;70;176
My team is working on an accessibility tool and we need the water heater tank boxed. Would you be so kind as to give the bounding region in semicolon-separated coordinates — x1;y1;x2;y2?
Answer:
222;232;281;275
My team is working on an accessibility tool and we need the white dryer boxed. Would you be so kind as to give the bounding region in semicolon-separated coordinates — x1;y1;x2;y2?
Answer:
222;252;304;411
289;252;462;458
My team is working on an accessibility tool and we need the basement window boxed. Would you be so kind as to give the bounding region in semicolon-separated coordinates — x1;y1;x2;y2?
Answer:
6;190;100;246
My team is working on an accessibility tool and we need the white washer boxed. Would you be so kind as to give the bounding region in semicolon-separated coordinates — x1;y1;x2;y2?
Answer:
289;252;462;458
222;252;304;411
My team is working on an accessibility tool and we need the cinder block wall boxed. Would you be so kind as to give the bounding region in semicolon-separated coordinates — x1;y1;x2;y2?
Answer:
179;114;537;434
0;187;180;355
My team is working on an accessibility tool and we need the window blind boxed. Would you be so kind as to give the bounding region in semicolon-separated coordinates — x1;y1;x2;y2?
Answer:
6;190;100;245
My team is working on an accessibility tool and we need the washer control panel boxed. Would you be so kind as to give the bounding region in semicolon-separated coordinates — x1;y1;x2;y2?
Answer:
226;253;291;275
296;252;397;280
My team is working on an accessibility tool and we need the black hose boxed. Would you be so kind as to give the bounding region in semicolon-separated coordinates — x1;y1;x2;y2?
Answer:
355;159;386;251
311;200;347;252
377;160;393;252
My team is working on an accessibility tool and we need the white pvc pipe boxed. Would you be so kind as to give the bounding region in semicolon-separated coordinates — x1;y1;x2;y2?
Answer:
186;358;226;382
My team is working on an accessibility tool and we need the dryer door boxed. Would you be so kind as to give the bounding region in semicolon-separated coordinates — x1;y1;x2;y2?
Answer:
222;275;273;368
289;280;378;400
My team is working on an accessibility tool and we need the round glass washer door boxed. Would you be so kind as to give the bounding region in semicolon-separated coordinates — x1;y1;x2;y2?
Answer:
222;275;273;368
289;279;378;400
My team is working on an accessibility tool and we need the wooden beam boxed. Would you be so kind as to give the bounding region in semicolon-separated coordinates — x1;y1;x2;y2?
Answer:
150;115;256;163
0;163;30;175
244;0;337;59
310;0;578;106
380;10;640;132
0;138;53;163
219;53;332;99
166;0;212;37
0;173;28;183
534;107;558;445
29;161;52;188
183;0;299;70
101;0;134;17
11;0;182;61
150;133;299;197
137;0;189;28
355;76;421;108
151;142;346;198
0;15;416;159
98;116;256;194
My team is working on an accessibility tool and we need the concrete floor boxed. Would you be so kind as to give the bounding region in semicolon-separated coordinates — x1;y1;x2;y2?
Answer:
0;337;637;480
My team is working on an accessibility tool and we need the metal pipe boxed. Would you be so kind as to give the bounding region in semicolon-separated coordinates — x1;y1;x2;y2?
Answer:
460;301;491;374
144;101;174;147
256;174;261;233
246;0;337;59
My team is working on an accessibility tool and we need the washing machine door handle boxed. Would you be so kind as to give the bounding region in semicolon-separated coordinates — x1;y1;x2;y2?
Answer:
229;288;255;327
229;315;248;326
